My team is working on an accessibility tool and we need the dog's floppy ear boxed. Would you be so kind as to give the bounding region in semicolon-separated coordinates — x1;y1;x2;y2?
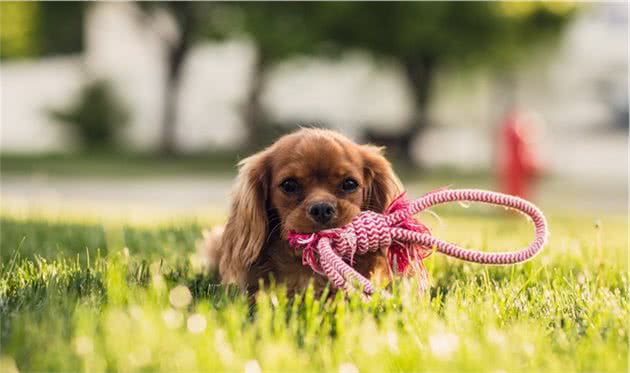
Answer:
361;145;403;213
219;150;270;287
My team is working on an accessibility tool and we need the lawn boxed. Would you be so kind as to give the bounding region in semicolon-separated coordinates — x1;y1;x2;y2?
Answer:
0;152;492;185
0;210;627;373
0;152;241;178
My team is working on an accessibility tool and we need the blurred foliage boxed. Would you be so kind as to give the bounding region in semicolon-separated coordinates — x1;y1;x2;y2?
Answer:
219;2;327;63
49;80;130;149
0;2;38;59
0;1;578;157
0;1;84;60
315;2;576;68
215;2;576;67
134;2;233;155
207;1;578;88
200;1;578;154
136;2;228;42
309;2;577;159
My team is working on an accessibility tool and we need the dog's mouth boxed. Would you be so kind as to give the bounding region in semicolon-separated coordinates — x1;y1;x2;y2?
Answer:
283;223;338;236
283;215;357;237
279;204;362;238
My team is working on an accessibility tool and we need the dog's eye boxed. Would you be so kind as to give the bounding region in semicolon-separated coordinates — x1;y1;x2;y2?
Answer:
340;178;359;192
280;178;300;194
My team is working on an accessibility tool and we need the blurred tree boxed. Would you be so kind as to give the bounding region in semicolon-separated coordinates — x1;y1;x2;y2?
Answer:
136;2;230;155
49;80;129;149
137;2;196;156
0;1;84;60
215;2;329;148
311;2;577;162
226;2;576;158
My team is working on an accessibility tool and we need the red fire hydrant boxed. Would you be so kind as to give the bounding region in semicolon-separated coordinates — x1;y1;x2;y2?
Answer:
498;109;542;199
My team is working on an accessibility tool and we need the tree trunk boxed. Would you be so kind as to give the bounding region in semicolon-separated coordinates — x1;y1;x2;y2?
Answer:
401;56;436;163
161;59;183;156
160;4;193;156
242;53;268;150
366;56;436;166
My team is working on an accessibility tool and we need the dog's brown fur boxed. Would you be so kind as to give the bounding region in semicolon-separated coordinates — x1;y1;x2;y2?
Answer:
209;128;402;295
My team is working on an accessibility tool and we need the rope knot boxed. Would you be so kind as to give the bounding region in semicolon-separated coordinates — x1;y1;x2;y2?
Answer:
346;210;392;256
288;193;430;273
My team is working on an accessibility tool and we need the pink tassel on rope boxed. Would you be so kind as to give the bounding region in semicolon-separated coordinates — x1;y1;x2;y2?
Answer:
382;193;432;274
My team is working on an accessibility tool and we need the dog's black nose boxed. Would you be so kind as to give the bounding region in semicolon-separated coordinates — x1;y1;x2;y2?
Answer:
308;202;336;224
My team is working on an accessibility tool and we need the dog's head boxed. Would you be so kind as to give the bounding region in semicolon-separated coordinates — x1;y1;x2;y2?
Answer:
219;128;401;286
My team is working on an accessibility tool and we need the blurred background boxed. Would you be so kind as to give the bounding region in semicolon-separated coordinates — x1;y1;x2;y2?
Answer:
0;1;627;220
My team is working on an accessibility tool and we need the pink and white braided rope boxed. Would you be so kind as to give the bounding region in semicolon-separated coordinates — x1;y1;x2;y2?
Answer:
288;188;549;297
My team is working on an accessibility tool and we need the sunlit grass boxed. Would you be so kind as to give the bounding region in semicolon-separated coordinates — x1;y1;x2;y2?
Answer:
0;210;627;372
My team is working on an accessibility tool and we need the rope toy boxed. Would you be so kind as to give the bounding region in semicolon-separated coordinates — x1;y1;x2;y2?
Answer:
288;188;549;297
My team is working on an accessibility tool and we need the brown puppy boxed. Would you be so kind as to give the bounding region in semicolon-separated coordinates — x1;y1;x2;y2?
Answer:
208;128;402;295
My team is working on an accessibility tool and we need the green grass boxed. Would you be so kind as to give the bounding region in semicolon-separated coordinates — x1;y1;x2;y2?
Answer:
0;211;627;373
0;152;241;178
0;152;493;184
